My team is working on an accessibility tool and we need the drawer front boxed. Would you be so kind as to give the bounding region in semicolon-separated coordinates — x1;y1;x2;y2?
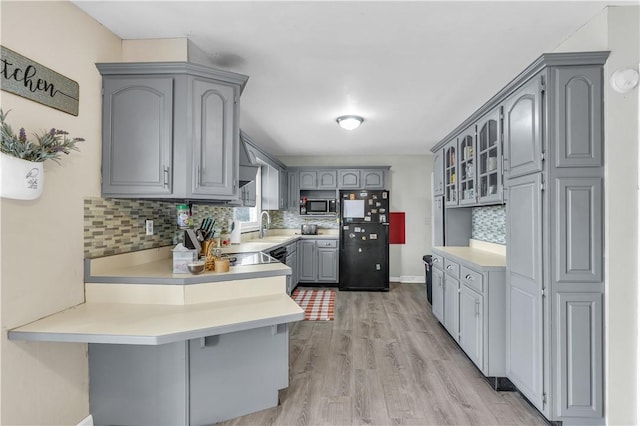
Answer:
444;258;460;278
460;265;483;293
432;254;444;269
316;239;337;248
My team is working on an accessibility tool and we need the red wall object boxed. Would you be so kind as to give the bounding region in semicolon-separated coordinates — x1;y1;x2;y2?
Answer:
389;212;406;244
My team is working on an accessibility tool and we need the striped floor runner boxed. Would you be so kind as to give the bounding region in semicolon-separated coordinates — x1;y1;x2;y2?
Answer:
291;289;335;321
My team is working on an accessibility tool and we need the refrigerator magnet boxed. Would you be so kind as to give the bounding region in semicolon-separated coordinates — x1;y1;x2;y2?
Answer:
371;209;377;214
376;202;382;207
354;227;361;232
382;192;388;199
369;199;373;205
364;217;371;222
349;193;355;200
370;234;378;239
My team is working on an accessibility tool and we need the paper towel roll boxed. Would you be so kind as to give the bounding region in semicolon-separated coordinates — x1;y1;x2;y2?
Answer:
230;220;241;244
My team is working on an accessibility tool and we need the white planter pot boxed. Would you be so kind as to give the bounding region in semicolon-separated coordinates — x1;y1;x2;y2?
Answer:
0;152;44;200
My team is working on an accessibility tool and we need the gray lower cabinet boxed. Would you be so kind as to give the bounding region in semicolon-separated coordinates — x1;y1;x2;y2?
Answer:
89;324;289;426
285;242;298;294
431;263;444;323
442;273;459;338
98;62;248;201
459;284;483;369
432;249;507;379
298;239;338;284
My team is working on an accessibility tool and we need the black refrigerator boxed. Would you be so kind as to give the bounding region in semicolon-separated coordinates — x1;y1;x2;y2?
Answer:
339;190;390;291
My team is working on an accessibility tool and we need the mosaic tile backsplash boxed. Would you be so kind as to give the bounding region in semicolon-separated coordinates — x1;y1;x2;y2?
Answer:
471;205;506;245
270;210;340;230
84;197;235;258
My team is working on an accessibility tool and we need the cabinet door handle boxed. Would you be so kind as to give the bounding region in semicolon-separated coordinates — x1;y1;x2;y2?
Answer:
502;156;509;172
196;165;201;186
163;166;170;188
475;300;480;316
433;258;440;263
465;274;473;281
446;264;453;270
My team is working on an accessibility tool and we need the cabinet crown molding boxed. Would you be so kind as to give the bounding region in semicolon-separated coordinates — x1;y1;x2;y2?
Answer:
430;51;610;153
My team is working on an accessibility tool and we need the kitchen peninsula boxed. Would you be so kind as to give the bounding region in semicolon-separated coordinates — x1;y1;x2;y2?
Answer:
8;244;304;425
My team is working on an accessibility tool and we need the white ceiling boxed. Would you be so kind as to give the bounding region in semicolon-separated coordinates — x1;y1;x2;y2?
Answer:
73;1;628;157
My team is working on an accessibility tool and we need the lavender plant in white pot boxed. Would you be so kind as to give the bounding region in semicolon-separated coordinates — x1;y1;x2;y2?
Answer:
0;109;84;200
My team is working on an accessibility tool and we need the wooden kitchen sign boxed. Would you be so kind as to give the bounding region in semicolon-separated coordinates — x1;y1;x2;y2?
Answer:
1;46;79;116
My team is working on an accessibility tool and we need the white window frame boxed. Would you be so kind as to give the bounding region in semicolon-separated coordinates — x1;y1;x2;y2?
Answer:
236;166;262;232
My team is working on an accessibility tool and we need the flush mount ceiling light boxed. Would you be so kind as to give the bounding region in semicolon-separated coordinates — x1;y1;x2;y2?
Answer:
336;115;364;130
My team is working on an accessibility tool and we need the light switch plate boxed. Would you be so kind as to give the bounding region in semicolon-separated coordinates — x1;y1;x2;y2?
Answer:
145;219;153;236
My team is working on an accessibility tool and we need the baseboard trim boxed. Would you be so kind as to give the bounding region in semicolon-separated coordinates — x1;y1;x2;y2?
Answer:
390;276;425;283
77;414;93;426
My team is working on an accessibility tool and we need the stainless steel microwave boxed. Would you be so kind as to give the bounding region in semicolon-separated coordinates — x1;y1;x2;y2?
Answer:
300;198;337;215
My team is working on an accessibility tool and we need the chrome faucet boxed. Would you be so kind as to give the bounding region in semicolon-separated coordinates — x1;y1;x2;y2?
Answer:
259;210;271;238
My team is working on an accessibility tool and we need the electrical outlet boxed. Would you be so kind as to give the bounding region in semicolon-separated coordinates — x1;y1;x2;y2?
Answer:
145;219;154;236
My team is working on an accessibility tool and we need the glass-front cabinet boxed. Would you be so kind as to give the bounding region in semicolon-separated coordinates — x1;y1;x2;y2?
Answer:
476;107;502;204
444;138;458;206
458;125;477;206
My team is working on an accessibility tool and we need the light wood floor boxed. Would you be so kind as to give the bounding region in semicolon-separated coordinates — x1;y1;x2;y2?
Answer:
218;283;547;426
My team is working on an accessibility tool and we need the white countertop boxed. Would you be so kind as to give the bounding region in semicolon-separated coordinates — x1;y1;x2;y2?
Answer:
8;293;304;345
433;242;506;269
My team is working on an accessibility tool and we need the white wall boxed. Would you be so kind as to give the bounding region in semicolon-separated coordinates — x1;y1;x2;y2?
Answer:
0;2;121;423
554;6;640;425
280;155;432;280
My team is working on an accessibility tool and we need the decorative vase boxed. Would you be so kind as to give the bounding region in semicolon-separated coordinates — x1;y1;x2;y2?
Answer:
0;152;44;200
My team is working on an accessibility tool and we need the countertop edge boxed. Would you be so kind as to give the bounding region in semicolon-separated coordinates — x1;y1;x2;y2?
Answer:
432;247;506;270
8;311;304;345
8;296;305;345
86;267;291;285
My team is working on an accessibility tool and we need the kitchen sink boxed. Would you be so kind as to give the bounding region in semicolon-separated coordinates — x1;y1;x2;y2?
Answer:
227;251;280;266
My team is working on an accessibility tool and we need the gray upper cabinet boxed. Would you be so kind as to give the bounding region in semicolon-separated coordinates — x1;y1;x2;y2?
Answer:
338;169;360;188
279;167;288;209
317;170;338;189
287;172;299;211
299;170;337;189
101;76;174;196
260;162;281;210
98;62;248;201
433;149;444;196
444;139;458;206
476;107;503;204
362;170;385;189
458;125;477;206
190;77;236;198
299;171;317;190
502;74;544;180
552;66;603;168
